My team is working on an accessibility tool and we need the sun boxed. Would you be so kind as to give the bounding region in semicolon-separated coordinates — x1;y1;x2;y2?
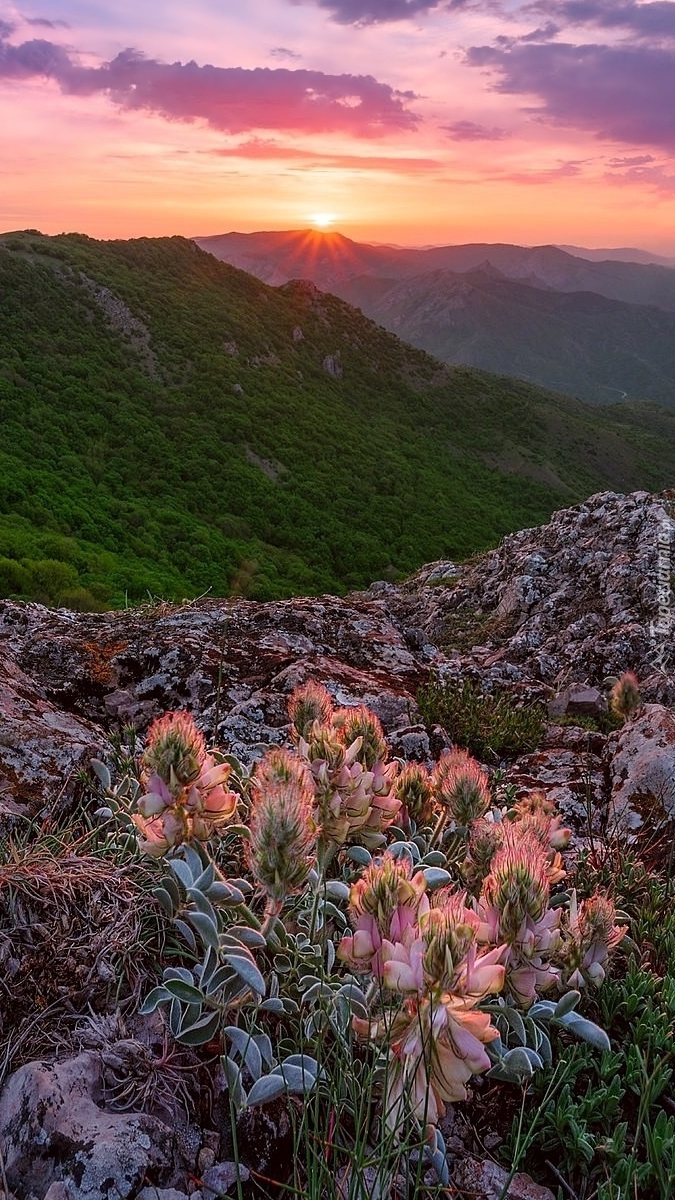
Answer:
309;212;337;229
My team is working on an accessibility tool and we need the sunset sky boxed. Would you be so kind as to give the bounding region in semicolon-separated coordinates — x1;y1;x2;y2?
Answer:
1;0;674;251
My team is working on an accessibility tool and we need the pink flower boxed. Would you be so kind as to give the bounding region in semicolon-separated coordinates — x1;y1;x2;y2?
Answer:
431;749;491;826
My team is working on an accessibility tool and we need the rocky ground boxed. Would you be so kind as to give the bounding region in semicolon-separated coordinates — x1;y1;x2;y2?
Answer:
1;489;674;1199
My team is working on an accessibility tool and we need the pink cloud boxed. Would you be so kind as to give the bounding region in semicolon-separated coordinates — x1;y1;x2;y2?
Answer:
209;138;439;169
0;32;419;136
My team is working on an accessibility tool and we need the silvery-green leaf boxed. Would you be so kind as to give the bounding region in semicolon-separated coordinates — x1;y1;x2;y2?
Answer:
528;1001;556;1021
169;998;182;1036
502;1006;527;1046
164;978;205;1004
228;877;254;896
346;847;371;867
182;843;204;879
221;928;266;951
422;851;447;867
204;966;236;995
554;990;581;1019
225;1027;263;1080
168;859;193;890
139;986;171;1015
173;919;197;954
222;1055;247;1112
255;1033;274;1067
273;954;292;974
175;1010;220;1046
258;998;285;1014
193;862;216;892
320;902;347;926
224;954;266;997
421;867;452;889
323;880;350;903
325;940;336;972
246;1075;286;1108
538;1030;553;1066
164;966;195;985
187;887;219;925
90;759;111;790
387;842;414;865
560;1014;611;1051
162;875;182;908
187;910;220;951
153;887;177;918
272;1061;317;1094
503;1047;535;1079
301;982;335;1005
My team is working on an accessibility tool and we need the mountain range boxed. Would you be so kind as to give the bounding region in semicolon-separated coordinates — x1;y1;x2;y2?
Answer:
3;229;675;611
195;231;675;404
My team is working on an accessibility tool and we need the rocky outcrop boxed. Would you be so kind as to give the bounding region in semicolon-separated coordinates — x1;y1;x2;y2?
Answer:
1;491;673;831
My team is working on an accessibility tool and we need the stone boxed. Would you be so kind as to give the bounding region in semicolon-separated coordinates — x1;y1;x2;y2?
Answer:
451;1156;555;1200
200;1163;250;1196
548;684;607;719
609;703;675;826
0;1053;182;1200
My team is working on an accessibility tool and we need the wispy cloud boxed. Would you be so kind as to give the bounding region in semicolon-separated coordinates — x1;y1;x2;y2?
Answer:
0;31;419;136
24;17;71;29
442;119;507;140
270;46;302;60
209;137;439;169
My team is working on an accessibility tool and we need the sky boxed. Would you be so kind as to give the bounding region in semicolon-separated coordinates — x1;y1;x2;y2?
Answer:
1;0;674;251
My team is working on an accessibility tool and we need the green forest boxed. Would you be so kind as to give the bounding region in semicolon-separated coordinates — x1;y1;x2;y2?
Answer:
1;230;674;609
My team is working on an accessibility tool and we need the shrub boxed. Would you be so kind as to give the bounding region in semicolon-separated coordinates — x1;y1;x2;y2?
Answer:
417;675;546;760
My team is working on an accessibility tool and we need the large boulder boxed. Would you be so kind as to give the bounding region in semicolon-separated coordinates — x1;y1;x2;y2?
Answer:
609;703;675;826
0;1053;182;1200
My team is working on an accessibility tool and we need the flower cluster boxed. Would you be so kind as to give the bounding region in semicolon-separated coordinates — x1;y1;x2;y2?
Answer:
290;683;401;863
395;762;434;828
431;748;491;827
341;853;506;1127
133;712;238;856
560;891;627;990
247;749;317;909
476;823;563;1007
609;670;641;720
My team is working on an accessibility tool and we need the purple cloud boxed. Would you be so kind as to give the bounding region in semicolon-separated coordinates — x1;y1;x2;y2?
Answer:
24;17;71;29
527;1;675;39
466;40;675;152
607;154;656;166
0;19;15;38
306;0;470;25
0;33;419;135
270;46;302;59
443;119;507;139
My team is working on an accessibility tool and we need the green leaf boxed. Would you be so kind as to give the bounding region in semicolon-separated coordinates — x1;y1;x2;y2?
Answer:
164;978;205;1004
139;986;171;1015
168;858;193;890
421;866;453;889
186;910;220;951
560;1014;611;1051
323;880;350;903
176;1010;221;1046
554;990;581;1019
173;918;197;954
152;886;177;918
246;1075;286;1107
90;758;111;790
346;846;372;867
258;998;285;1014
224;953;266;997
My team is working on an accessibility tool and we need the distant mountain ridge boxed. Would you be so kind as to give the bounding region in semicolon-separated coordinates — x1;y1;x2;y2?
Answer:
195;230;675;403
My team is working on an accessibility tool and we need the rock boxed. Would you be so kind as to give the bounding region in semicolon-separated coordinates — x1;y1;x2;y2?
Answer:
322;353;343;378
609;703;675;826
0;1053;182;1199
452;1156;555;1199
137;1191;191;1200
200;1162;250;1197
548;684;607;719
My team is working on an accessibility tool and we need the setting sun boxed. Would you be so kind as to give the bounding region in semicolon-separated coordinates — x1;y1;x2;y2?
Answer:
309;213;337;229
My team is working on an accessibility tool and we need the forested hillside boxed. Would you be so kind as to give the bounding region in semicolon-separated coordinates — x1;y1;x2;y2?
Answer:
2;231;675;609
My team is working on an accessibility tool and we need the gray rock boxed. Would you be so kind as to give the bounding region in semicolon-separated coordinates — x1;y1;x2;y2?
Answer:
609;703;675;825
0;1053;180;1199
201;1162;250;1196
452;1156;555;1199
